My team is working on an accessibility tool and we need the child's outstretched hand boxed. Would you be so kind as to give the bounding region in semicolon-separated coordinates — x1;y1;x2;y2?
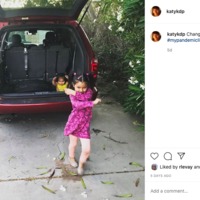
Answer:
65;88;76;96
93;98;101;105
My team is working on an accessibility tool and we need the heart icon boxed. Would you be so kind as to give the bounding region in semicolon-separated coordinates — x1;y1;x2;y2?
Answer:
150;152;159;160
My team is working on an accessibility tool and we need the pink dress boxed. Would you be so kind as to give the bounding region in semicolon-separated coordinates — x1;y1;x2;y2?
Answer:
64;88;94;139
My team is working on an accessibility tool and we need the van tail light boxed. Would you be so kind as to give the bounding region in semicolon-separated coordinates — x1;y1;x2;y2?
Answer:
91;58;98;78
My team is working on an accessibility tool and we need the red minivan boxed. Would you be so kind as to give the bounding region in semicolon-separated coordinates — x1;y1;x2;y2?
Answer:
0;0;98;114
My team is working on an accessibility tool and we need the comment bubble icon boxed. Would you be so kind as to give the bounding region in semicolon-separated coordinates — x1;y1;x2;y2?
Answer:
164;152;172;160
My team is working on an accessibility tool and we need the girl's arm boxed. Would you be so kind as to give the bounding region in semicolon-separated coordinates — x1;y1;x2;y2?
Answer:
65;88;75;96
70;95;94;109
52;77;57;86
65;88;93;101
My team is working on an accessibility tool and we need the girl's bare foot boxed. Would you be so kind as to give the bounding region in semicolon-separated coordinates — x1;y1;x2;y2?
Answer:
77;167;84;175
68;157;78;168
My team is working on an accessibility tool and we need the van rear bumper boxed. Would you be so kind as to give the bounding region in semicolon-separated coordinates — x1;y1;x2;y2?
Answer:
0;102;71;114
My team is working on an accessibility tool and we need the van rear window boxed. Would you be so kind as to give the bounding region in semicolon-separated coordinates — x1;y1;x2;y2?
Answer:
7;30;51;46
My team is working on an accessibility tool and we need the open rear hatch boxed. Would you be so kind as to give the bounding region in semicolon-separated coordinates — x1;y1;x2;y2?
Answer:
0;0;88;23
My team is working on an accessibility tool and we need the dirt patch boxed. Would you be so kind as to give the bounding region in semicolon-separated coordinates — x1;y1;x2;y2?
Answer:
55;159;81;181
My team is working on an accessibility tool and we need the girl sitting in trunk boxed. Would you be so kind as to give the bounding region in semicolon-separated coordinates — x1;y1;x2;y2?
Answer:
52;73;68;92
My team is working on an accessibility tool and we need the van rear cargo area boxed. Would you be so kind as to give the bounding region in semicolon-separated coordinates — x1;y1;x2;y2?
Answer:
0;26;87;96
0;80;53;93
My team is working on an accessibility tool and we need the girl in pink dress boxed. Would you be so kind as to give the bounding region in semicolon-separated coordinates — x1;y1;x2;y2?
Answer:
64;73;101;175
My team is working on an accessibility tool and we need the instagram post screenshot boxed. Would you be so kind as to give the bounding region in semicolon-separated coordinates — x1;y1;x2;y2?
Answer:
146;0;200;199
0;0;145;200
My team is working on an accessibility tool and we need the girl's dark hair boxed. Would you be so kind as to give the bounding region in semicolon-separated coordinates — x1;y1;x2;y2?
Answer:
55;73;68;83
68;72;95;89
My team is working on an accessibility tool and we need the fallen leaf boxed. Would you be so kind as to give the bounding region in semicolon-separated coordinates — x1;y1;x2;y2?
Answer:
47;168;56;183
59;152;66;160
41;185;56;194
101;181;114;185
39;134;50;138
135;178;140;187
81;177;87;189
129;162;143;168
39;168;52;175
114;193;133;198
68;171;78;176
36;166;48;169
92;128;105;134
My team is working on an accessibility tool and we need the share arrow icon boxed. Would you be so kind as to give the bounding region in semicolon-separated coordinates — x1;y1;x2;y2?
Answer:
177;152;185;160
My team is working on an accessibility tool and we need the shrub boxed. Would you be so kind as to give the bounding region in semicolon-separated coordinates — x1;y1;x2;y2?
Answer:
82;0;144;117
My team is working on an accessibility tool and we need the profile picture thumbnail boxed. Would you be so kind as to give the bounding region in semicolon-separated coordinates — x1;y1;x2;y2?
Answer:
151;31;161;42
151;164;158;170
151;6;161;17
